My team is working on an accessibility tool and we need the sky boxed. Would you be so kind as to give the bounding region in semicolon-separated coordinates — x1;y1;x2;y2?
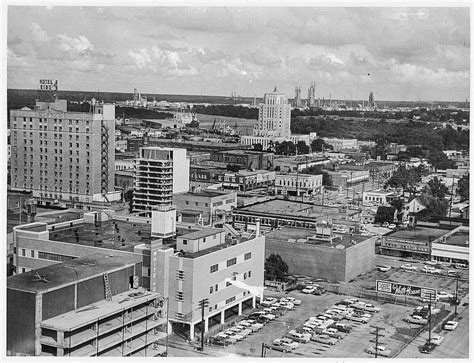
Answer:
6;5;471;102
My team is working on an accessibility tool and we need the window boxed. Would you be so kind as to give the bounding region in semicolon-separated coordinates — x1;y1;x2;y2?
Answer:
226;281;231;287
209;286;214;294
226;296;236;304
195;202;198;206
176;270;185;279
38;251;74;262
244;272;247;280
30;250;34;258
210;264;218;273
215;284;218;291
21;249;26;256
227;258;236;267
182;239;187;245
175;292;184;301
244;252;252;260
248;270;251;278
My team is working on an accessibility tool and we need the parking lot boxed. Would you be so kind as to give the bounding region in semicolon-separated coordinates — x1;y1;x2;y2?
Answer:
204;288;455;358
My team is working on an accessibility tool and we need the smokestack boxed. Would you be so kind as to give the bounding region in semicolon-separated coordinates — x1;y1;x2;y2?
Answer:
255;218;261;237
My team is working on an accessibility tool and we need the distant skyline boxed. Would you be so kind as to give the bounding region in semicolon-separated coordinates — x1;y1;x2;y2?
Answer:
7;6;470;102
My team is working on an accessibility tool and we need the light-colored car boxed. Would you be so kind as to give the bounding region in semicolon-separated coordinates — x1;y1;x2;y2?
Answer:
273;338;299;350
287;330;311;343
437;291;454;300
238;328;252;337
322;328;344;339
366;345;391;357
249;323;264;332
405;315;428;324
286;297;302;305
261;298;278;306
362;303;381;313
430;335;444;346
262;313;276;320
401;263;418;271
281;302;295;310
311;334;337;345
302;286;317;294
388;224;396;229
377;265;392;272
349;314;369;323
443;321;459;331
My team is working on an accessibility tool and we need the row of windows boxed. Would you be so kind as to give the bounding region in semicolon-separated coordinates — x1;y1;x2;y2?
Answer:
14;117;91;125
208;253;252;274
16;247;75;262
209;270;253;294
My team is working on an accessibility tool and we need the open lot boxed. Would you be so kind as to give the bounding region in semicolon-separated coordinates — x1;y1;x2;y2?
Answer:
203;288;465;358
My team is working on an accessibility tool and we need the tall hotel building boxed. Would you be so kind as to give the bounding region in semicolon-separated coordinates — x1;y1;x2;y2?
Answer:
9;95;115;208
132;147;189;216
254;87;291;139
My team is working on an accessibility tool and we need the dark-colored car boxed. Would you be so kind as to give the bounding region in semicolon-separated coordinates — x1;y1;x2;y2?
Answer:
334;324;352;333
420;342;437;354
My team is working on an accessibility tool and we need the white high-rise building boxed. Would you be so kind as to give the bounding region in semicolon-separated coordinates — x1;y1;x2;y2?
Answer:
253;87;291;139
132;147;189;216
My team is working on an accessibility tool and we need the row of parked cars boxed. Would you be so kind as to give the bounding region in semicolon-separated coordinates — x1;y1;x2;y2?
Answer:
210;296;301;347
301;283;326;295
404;305;441;325
268;298;382;353
420;319;460;354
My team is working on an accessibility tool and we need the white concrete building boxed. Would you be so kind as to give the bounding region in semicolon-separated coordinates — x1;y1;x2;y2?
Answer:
362;189;396;206
323;138;358;151
133;147;189;216
275;173;323;196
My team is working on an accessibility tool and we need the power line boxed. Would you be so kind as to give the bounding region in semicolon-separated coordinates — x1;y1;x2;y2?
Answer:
369;325;385;358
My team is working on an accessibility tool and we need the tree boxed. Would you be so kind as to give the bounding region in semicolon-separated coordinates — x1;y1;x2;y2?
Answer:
264;253;289;282
301;165;333;186
226;164;240;172
311;138;333;153
457;174;469;201
275;141;296;155
390;198;404;212
296;141;310;155
253;143;263;151
384;165;421;195
428;149;456;170
417;194;449;217
425;177;449;199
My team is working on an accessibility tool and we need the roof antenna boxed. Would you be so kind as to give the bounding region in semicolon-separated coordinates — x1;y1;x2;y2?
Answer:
32;271;49;283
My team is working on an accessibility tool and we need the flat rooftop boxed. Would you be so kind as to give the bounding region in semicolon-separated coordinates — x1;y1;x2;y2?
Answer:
180;227;224;240
182;234;257;259
7;254;141;293
236;199;359;218
41;288;161;331
49;219;154;252
443;230;469;247
385;226;449;242
266;226;369;248
178;190;232;198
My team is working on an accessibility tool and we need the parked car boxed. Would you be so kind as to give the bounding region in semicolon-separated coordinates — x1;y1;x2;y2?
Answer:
404;315;428;324
287;330;311;343
388;224;396;229
249;323;264;332
377;265;392;272
443;321;459;331
322;328;344;339
273;338;299;350
261;298;278;306
286;296;302;305
454;263;468;270
401;263;418;271
349;314;369;323
366;345;391;357
311;334;337;345
430;335;444;346
361;303;381;313
302;286;317;294
261;313;276;320
334;323;352;333
437;291;454;300
420;342;437;354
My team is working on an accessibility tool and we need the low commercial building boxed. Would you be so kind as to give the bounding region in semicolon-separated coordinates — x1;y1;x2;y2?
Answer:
326;169;369;189
274;173;323;196
322;138;358;151
190;166;275;192
7;253;169;357
232;199;362;233
431;226;469;265
210;150;274;170
379;223;457;260
362;189;397;206
115;170;134;194
274;155;329;173
265;226;376;282
173;189;237;226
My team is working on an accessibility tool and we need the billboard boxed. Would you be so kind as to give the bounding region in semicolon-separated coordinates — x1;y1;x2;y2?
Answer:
376;280;437;300
39;79;58;91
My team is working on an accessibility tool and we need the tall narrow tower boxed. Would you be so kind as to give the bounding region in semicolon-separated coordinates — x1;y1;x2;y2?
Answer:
307;82;316;107
294;86;302;107
253;87;291;139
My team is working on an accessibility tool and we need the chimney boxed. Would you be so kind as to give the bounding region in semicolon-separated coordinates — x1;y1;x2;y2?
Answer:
255;218;261;237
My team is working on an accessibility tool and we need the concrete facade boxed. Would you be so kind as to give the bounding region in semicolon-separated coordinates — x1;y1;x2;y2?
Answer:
254;88;291;139
9;101;115;207
210;150;274;170
133;147;189;216
275;173;323;196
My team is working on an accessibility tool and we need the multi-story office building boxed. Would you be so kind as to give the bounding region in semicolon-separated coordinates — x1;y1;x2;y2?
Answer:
322;137;358;151
154;226;265;340
9;99;115;207
132;147;189;216
253;87;291;139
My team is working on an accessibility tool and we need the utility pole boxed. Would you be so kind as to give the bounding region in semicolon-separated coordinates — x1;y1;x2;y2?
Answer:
197;299;209;352
261;342;267;357
448;176;455;225
427;292;434;343
454;273;460;315
370;325;385;358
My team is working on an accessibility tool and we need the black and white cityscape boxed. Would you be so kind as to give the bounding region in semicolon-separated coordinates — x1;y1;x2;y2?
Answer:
5;4;470;360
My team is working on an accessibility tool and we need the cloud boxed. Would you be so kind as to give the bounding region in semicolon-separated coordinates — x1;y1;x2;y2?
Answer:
30;22;49;42
128;48;152;69
7;48;30;67
58;34;93;55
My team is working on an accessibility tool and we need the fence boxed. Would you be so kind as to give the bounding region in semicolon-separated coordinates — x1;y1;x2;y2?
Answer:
318;282;421;307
